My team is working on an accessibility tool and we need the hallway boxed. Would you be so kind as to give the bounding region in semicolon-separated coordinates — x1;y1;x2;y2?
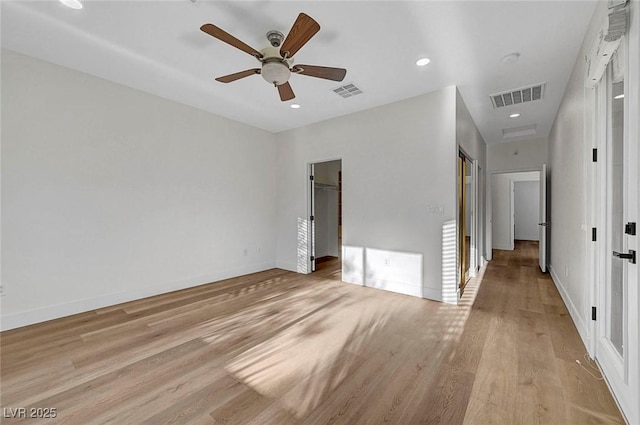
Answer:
462;241;624;424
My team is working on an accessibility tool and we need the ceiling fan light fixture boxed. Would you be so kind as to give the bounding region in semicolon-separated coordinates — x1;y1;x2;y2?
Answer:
416;57;431;67
261;61;291;85
59;0;83;9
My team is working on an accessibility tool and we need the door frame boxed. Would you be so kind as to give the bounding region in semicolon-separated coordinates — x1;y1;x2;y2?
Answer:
539;163;548;273
588;16;639;424
478;165;486;266
307;158;343;274
489;170;540;253
507;174;543;252
458;150;478;294
308;163;316;273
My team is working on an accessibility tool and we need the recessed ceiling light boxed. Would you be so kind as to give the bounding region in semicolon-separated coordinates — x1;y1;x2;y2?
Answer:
290;104;301;109
59;0;83;9
614;94;624;99
501;52;520;64
509;113;521;118
416;58;431;67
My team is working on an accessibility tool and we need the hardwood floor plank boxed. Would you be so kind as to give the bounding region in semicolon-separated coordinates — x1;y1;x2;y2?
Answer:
544;303;587;362
0;242;624;424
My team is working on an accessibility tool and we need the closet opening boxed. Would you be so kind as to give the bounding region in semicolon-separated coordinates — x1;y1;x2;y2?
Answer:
309;160;342;275
458;151;477;295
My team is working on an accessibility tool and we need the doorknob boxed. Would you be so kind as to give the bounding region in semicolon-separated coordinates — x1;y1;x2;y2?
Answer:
613;250;636;264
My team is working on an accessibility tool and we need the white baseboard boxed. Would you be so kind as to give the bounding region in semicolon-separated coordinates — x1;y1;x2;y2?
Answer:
548;264;589;349
1;261;275;331
514;236;540;241
492;243;513;251
422;287;442;302
275;260;298;273
365;279;422;298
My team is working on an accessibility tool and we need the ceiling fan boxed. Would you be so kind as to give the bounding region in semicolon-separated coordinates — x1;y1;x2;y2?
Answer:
200;13;347;102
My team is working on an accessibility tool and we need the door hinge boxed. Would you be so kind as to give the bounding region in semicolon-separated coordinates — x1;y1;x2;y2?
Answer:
310;215;314;221
592;227;597;241
625;222;636;236
592;148;597;162
310;256;315;262
592;306;597;321
310;175;314;181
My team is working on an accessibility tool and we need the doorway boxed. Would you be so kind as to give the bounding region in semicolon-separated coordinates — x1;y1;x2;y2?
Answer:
513;180;540;243
309;160;342;274
490;171;540;252
458;152;476;294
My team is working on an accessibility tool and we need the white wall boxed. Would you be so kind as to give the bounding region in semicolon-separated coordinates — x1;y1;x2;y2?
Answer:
276;87;458;301
487;137;548;173
456;91;487;167
547;2;604;347
1;50;278;330
514;180;540;241
491;171;539;250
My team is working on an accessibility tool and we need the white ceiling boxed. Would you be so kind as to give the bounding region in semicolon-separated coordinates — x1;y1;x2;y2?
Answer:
1;1;596;144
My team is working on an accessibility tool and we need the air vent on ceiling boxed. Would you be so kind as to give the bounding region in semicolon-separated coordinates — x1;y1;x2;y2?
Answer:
333;82;363;98
502;124;537;139
490;83;545;109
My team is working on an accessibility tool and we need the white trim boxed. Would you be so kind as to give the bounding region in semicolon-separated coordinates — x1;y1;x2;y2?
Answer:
275;261;297;272
422;287;442;302
471;159;479;277
0;262;276;331
308;163;316;274
492;243;514;251
549;264;589;348
597;358;633;425
509;179;516;251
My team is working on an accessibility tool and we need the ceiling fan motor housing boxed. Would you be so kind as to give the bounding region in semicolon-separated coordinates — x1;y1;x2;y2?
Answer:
266;30;284;47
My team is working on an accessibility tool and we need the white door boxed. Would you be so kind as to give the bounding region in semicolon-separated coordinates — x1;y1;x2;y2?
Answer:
538;163;547;272
595;43;639;424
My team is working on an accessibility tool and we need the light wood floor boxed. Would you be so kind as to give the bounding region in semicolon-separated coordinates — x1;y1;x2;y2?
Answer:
1;241;624;424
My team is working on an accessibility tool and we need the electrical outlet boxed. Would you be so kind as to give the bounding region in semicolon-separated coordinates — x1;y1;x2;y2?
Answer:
0;283;4;297
243;248;249;256
384;259;390;267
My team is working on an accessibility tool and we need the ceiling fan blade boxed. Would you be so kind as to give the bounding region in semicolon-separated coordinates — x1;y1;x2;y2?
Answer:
215;68;261;83
280;13;320;58
293;65;346;82
277;82;295;101
201;23;263;59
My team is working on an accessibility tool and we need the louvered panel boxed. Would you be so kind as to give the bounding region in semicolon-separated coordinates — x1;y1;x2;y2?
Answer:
490;83;545;108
